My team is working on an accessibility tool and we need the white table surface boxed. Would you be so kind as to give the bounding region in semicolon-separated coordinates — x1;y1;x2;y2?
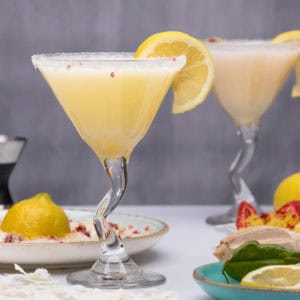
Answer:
50;205;229;300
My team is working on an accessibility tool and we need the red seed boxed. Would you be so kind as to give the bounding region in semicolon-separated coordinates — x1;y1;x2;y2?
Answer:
67;64;71;70
75;224;90;237
108;221;119;230
4;234;14;243
207;37;218;43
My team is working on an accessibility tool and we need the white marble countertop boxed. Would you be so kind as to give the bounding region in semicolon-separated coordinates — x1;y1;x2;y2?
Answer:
49;205;230;300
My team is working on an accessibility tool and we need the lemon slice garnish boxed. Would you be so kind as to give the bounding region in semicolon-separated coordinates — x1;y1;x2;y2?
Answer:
273;30;300;98
241;264;300;289
135;31;214;114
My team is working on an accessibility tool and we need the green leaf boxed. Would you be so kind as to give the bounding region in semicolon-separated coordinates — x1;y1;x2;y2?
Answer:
222;241;300;281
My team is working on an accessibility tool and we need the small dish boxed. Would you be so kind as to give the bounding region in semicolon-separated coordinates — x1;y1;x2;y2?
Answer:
0;210;169;269
193;262;300;300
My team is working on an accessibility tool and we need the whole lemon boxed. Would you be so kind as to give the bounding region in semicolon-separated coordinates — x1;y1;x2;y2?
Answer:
1;193;70;239
274;173;300;210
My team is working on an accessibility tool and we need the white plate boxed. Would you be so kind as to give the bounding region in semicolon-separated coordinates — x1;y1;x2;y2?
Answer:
0;209;169;269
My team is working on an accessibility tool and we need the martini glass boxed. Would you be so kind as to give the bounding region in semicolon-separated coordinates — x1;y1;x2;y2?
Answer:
205;40;300;225
32;53;185;288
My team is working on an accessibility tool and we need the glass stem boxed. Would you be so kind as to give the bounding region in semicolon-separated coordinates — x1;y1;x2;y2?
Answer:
93;157;128;264
229;125;260;212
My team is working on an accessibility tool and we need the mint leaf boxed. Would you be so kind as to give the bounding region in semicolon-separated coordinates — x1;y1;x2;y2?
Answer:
222;240;300;281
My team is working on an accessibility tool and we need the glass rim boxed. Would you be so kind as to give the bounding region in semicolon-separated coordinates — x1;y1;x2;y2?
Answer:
205;39;300;51
31;52;186;64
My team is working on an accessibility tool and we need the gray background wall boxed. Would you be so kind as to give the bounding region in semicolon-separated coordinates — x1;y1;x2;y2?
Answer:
1;0;300;206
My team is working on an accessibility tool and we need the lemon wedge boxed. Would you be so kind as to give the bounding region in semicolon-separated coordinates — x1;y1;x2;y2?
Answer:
135;31;214;114
273;30;300;98
241;265;300;289
1;193;70;239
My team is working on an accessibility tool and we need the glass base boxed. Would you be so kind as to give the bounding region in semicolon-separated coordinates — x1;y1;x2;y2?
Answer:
206;202;262;225
206;210;236;225
67;258;166;289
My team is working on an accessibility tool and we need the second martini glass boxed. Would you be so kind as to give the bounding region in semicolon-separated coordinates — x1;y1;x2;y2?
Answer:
32;53;185;288
206;40;299;225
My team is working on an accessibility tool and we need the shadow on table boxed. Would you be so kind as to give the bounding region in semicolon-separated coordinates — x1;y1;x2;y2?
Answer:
132;248;170;266
0;249;171;276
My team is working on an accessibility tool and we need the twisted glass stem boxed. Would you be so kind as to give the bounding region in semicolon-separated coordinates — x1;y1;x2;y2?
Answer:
93;157;128;264
206;124;261;225
68;156;166;287
229;125;260;212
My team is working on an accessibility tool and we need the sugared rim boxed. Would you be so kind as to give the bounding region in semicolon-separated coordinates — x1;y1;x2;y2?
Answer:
31;52;186;68
206;39;300;52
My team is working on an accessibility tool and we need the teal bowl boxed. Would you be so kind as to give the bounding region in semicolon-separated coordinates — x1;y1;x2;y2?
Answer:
193;262;300;300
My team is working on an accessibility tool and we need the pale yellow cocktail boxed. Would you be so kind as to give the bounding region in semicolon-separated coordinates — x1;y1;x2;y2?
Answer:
210;41;299;127
33;53;185;163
